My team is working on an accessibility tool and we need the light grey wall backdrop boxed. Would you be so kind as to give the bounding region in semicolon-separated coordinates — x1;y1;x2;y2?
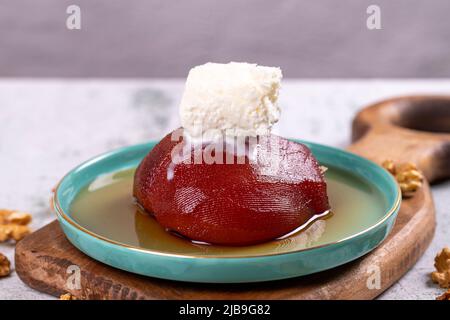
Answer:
1;0;450;77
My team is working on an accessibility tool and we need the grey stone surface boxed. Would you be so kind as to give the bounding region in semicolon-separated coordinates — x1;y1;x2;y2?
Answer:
0;79;448;299
1;0;450;78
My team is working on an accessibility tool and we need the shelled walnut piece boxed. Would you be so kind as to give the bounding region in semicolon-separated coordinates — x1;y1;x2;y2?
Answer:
60;293;77;300
0;253;11;277
431;247;450;288
437;289;450;300
381;160;423;198
0;209;32;242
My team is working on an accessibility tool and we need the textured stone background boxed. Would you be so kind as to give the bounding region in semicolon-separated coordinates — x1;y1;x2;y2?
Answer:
1;0;450;77
0;79;449;299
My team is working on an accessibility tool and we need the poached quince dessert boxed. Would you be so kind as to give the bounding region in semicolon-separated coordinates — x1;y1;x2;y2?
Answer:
134;62;330;246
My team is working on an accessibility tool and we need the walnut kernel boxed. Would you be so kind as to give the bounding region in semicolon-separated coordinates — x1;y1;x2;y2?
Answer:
0;253;11;277
0;209;32;242
431;247;450;288
381;160;423;197
437;289;450;300
60;293;77;300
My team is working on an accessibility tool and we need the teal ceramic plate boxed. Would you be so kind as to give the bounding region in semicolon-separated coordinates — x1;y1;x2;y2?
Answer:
54;140;400;283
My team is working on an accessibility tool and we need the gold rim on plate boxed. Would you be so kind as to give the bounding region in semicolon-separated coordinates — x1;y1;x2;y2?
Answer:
53;174;401;259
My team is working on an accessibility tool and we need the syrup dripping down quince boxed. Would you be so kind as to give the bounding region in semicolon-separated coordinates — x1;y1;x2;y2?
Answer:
133;131;330;246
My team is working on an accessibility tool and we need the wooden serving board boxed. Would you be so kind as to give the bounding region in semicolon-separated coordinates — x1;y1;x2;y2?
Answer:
15;96;450;300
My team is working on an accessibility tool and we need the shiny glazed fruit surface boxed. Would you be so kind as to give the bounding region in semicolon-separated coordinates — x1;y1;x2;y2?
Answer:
133;131;330;245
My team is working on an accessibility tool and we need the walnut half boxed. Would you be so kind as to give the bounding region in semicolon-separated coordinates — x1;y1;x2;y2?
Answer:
381;160;423;198
0;209;32;242
431;247;450;288
437;289;450;300
0;253;11;277
60;293;77;300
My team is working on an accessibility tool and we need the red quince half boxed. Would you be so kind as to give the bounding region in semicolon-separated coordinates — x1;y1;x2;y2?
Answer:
134;130;330;246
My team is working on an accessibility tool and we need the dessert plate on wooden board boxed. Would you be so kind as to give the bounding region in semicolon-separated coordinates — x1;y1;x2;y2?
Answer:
16;96;450;299
49;140;400;283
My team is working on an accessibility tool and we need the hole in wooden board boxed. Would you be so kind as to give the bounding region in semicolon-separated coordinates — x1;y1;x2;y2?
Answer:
395;98;450;133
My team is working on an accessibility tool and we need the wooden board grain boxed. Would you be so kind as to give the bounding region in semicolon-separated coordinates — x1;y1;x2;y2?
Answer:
15;95;450;299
